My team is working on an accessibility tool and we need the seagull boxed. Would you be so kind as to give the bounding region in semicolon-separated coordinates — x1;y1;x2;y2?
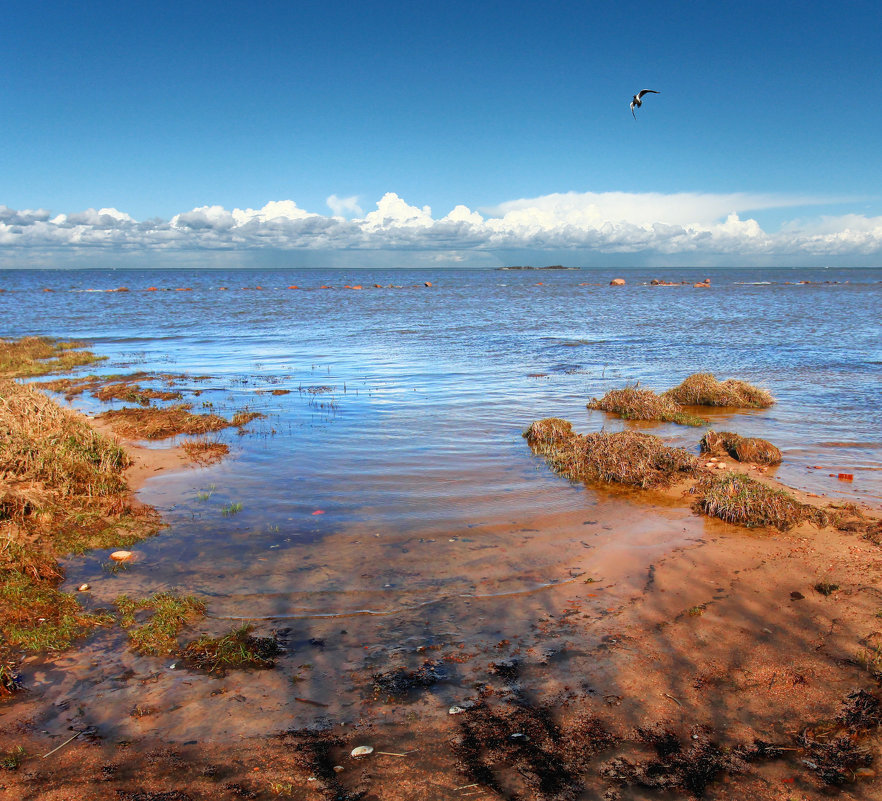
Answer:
630;89;659;119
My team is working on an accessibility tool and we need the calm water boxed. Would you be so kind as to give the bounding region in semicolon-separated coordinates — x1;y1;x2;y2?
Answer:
2;266;881;619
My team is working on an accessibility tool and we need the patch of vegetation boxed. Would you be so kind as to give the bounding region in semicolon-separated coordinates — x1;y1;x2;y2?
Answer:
587;386;708;427
1;378;160;659
0;745;26;770
182;439;229;465
0;336;105;378
370;660;446;702
696;472;818;530
180;624;280;674
94;380;183;406
664;373;774;408
116;592;206;655
230;410;265;427
0;660;22;697
524;419;698;489
100;404;231;439
814;581;840;596
700;430;782;465
221;502;243;516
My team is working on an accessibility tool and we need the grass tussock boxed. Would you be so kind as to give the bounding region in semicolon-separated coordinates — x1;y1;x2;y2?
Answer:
182;439;230;465
116;592;206;655
100;404;231;439
525;419;698;489
664;373;774;408
94;381;183;406
180;624;281;674
230;410;265;427
587;386;708;427
700;430;782;465
0;378;160;660
696;472;819;530
0;336;105;378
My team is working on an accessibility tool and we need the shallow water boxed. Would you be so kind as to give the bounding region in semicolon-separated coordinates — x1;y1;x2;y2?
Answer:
3;265;881;738
6;269;882;590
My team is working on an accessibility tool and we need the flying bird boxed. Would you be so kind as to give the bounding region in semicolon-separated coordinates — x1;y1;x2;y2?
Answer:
630;89;659;119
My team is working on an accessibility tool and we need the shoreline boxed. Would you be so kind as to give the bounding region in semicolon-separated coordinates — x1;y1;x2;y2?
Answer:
3;391;882;799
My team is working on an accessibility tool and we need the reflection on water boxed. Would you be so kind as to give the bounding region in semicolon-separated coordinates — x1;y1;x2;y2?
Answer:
2;266;879;620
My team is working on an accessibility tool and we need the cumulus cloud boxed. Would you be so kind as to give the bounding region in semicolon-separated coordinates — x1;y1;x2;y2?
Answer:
1;190;881;263
326;194;363;217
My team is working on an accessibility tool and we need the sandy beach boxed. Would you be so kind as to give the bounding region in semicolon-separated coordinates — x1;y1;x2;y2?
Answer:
3;386;882;801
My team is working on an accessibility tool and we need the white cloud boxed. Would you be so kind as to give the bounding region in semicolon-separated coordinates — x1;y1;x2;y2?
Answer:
2;191;881;264
326;194;363;217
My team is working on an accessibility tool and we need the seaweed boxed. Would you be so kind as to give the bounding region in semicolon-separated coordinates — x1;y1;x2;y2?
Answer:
370;660;446;702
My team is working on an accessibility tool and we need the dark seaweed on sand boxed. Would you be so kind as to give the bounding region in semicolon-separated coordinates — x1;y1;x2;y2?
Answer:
370;660;446;701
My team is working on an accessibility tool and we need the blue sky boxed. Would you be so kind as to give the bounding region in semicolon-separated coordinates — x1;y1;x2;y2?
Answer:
2;0;880;267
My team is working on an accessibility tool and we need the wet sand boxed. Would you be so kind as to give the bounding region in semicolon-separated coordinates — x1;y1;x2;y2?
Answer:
2;417;882;800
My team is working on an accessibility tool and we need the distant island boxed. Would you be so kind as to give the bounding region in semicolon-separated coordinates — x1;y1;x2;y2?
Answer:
496;265;581;270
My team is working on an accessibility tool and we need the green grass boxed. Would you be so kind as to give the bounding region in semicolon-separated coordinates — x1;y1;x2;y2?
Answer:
0;571;114;651
0;336;105;379
221;502;243;516
180;624;281;674
116;592;206;655
0;746;26;770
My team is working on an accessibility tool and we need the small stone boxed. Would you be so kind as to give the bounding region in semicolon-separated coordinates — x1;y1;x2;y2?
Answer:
109;550;133;562
716;464;727;470
333;765;344;773
77;583;91;592
350;745;374;758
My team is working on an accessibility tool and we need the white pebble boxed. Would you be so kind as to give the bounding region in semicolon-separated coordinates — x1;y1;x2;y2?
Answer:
350;745;374;758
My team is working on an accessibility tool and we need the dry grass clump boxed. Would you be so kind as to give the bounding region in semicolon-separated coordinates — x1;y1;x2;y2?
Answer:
696;473;816;530
94;381;183;406
700;430;782;465
588;386;708;427
180;624;281;674
116;593;206;655
664;373;774;408
523;418;575;453
182;439;230;465
525;419;698;489
100;404;231;439
0;336;105;378
230;410;265;427
0;379;159;657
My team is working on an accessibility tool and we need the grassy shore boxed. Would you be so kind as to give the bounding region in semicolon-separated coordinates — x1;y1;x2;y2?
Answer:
0;338;165;670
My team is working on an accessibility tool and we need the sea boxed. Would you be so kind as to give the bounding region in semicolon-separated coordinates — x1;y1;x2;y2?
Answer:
2;265;880;623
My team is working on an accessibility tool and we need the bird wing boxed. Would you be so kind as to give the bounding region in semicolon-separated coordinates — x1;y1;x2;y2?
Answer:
630;101;637;119
636;90;660;99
